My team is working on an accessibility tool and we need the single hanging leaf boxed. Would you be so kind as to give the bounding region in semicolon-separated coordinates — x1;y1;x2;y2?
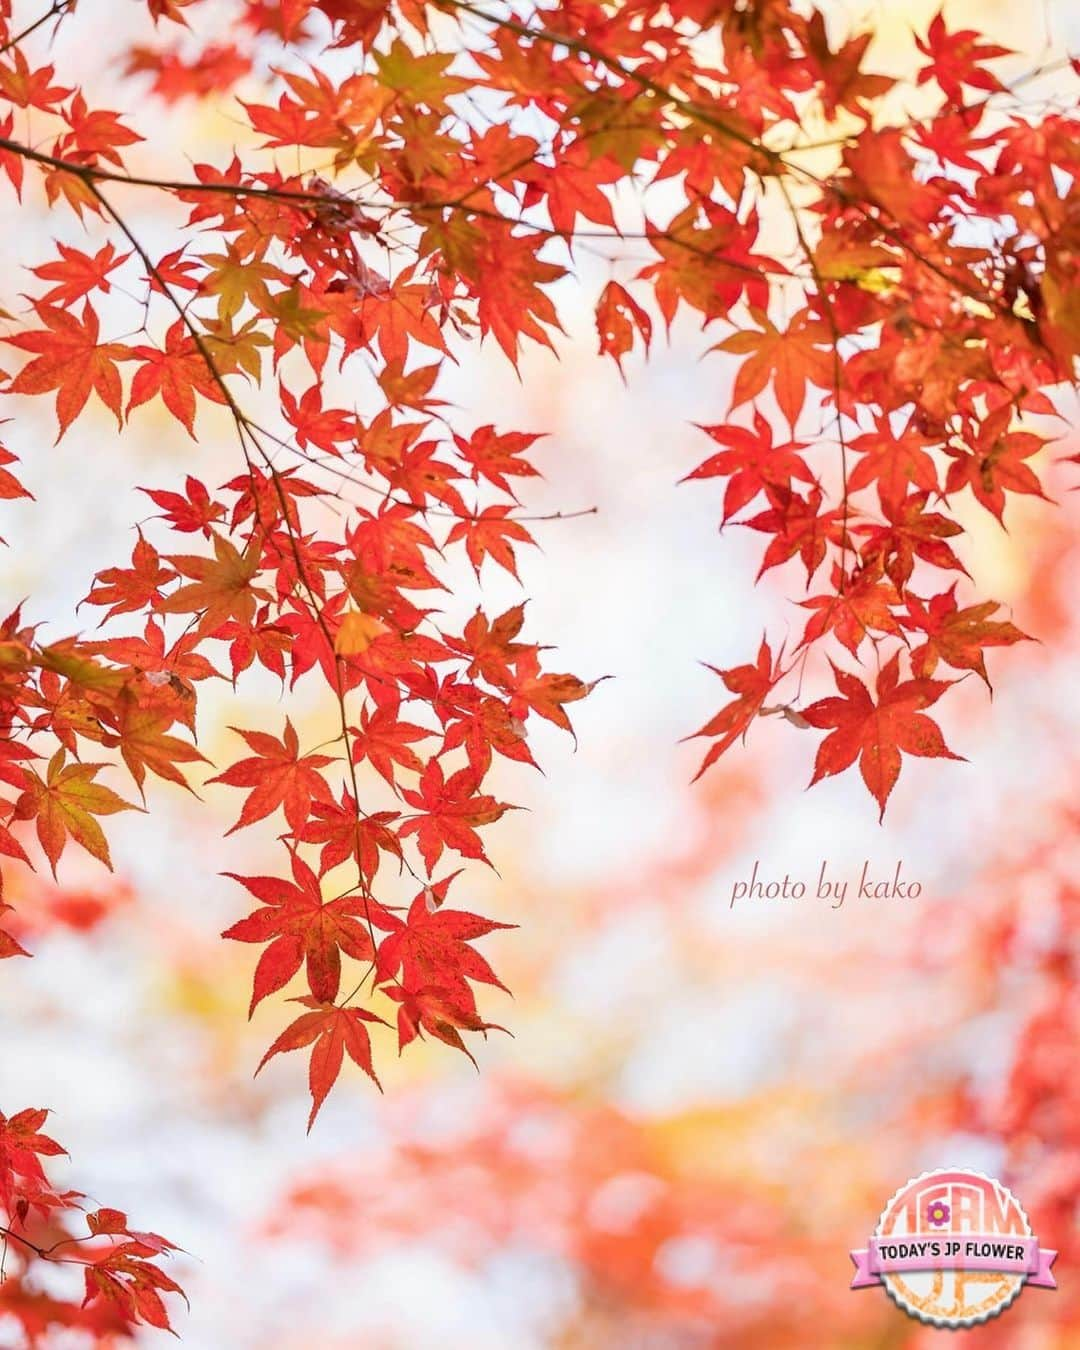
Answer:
256;997;386;1130
802;653;964;819
689;638;779;780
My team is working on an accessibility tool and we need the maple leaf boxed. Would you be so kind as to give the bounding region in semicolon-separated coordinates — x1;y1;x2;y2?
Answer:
856;490;969;591
128;41;251;105
30;242;130;306
843;128;943;228
4;302;130;439
803;11;895;121
158;531;267;633
519;138;622;234
224;852;383;1014
80;1206;184;1333
296;789;402;880
333;609;388;657
375;882;512;1003
452;424;543;499
689;638;778;779
0;112;24;196
280;381;355;452
595;281;652;374
349;696;429;788
0;444;31;503
82;534;175;621
127;321;226;436
743;485;843;582
208;718;336;833
384;981;507;1066
943;408;1049;522
0;51;72;111
713;308;833;428
799;564;903;656
441;689;536;775
375;39;467;106
89;617;217;694
140;474;225;536
100;689;209;794
900;586;1030;685
13;751;139;876
447;603;533;688
507;648;597;740
684;411;815;522
445;505;534;578
256;997;386;1129
0;903;29;959
639;201;774;326
378;356;443;412
802;654;963;819
399;760;510;874
847;414;939;510
200;243;288;321
59;91;143;167
471;223;566;364
916;10;1011;105
0;1106;67;1217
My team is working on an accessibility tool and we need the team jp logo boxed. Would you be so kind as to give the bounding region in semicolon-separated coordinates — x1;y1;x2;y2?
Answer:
850;1168;1057;1327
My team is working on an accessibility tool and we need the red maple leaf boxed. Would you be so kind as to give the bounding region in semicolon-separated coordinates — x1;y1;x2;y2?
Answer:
83;534;176;621
856;491;969;590
713;307;833;428
295;789;402;880
847;414;939;510
30;241;129;306
595;280;652;374
802;653;963;818
799;564;903;655
900;586;1030;684
349;696;429;789
445;505;534;578
384;981;507;1066
256;996;386;1129
127;320;227;436
399;759;509;873
689;637;779;779
375;881;512;1002
224;851;386;1014
208;718;336;834
452;424;542;499
5;302;129;439
943;407;1049;522
743;485;844;581
684;411;815;522
916;10;1011;105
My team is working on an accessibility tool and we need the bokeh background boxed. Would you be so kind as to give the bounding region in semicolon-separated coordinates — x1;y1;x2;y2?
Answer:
1;0;1079;1345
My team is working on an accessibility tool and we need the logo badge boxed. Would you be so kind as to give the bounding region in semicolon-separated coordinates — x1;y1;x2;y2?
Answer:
850;1168;1057;1327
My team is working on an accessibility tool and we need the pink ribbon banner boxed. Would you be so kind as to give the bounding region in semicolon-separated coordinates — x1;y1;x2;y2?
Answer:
850;1234;1058;1290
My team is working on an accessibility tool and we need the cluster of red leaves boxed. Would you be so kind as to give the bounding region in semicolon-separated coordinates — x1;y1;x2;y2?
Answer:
0;0;607;1134
0;0;1076;1140
0;1107;184;1341
667;16;1080;814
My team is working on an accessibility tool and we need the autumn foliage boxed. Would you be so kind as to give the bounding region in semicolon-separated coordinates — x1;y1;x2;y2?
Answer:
0;0;1077;1337
0;1107;183;1338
